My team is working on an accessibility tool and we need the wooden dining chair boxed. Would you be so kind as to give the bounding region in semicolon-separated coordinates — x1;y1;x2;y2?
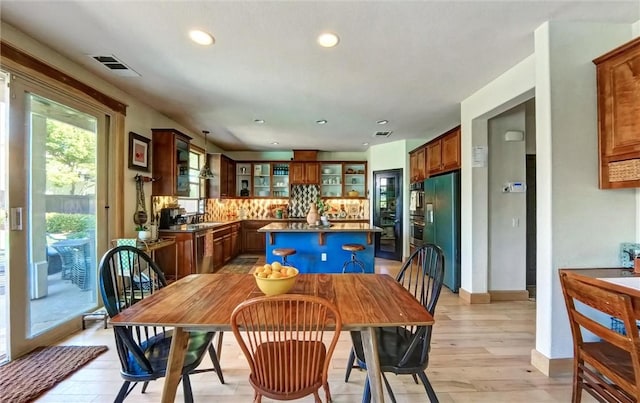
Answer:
230;294;342;403
98;245;224;402
344;243;445;402
560;272;640;403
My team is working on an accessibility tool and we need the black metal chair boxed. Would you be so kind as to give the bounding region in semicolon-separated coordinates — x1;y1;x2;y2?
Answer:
344;243;445;402
99;245;224;402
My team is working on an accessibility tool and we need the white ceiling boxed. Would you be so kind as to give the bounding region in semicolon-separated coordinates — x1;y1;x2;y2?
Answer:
2;1;638;152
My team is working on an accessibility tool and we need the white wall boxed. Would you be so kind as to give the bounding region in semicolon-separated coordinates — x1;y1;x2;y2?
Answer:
460;55;536;294
488;105;526;291
462;20;637;364
1;22;205;238
534;21;635;359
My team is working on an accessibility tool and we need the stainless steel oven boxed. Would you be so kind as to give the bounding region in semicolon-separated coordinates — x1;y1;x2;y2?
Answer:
410;218;425;247
409;181;425;247
409;182;425;217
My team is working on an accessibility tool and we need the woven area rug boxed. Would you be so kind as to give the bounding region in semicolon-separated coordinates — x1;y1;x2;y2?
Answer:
216;256;259;274
0;345;108;402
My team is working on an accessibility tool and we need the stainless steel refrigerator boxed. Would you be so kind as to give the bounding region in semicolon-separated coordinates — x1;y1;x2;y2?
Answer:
424;171;461;292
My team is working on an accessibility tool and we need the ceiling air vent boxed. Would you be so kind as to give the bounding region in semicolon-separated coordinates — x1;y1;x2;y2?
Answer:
89;55;140;77
373;131;393;138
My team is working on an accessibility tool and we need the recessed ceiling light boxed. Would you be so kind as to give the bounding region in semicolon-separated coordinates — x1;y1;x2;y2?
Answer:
376;120;389;125
316;119;327;125
254;119;265;124
317;32;339;48
271;142;279;145
189;30;214;46
362;142;369;146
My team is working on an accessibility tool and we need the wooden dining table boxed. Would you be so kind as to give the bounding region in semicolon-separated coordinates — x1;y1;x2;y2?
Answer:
560;267;640;316
109;273;435;403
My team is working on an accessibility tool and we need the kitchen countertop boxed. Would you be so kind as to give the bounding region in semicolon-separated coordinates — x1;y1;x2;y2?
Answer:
257;222;382;232
159;218;368;232
159;219;242;233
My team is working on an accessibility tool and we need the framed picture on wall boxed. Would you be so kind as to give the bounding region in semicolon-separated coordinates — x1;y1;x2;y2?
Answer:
128;131;151;172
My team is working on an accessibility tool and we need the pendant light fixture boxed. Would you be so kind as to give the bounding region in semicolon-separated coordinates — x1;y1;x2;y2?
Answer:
199;130;216;180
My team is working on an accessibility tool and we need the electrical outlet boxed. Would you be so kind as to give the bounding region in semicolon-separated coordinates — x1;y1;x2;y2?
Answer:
321;253;327;261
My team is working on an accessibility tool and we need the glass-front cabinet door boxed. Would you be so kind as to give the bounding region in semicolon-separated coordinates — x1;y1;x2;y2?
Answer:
272;163;289;198
253;163;271;197
236;162;251;197
344;162;366;198
320;163;342;197
175;136;190;197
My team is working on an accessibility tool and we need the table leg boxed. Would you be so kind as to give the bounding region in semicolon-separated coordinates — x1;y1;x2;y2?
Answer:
161;327;190;403
216;331;224;361
360;327;385;403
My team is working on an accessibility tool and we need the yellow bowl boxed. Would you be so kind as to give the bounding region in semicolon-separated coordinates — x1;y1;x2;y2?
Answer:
348;190;359;197
254;267;299;295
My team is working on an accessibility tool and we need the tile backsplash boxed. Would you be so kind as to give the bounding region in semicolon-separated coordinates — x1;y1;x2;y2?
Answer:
205;197;369;221
289;185;320;218
153;193;368;222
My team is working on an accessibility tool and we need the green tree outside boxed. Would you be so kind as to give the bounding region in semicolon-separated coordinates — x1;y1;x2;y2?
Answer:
45;120;96;195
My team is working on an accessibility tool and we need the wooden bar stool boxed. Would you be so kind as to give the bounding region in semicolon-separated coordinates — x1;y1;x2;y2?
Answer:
341;244;366;273
272;248;296;267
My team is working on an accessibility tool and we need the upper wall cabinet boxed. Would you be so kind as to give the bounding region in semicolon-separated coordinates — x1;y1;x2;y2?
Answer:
290;162;319;184
152;128;191;196
343;162;367;198
594;37;640;189
427;126;460;176
409;145;426;183
207;154;235;198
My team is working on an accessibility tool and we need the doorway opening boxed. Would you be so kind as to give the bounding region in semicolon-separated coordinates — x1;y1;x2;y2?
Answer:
526;154;537;298
373;169;402;261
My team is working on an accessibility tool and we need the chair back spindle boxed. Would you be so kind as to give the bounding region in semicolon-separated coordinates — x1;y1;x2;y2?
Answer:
231;294;342;402
99;245;221;402
345;243;444;402
560;272;640;403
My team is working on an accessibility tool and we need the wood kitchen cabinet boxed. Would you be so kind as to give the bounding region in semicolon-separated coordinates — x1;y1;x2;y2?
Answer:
224;157;236;197
207;154;236;198
290;162;319;184
154;231;195;280
242;220;266;253
157;222;240;278
426;126;461;176
231;222;241;256
409;145;426;183
212;225;235;271
151;128;192;196
211;228;225;270
594;37;640;189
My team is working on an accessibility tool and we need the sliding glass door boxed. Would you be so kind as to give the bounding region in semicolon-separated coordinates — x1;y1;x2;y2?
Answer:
27;93;99;336
6;71;108;356
0;72;8;363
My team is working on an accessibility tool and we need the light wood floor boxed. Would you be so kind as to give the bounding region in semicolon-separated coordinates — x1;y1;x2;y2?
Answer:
35;257;587;403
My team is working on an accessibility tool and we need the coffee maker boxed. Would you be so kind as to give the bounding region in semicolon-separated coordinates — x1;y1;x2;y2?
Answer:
159;207;183;229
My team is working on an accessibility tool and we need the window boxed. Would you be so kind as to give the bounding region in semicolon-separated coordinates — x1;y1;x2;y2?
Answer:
188;151;201;198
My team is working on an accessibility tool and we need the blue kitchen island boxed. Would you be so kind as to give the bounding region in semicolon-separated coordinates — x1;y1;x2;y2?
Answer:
257;222;383;273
